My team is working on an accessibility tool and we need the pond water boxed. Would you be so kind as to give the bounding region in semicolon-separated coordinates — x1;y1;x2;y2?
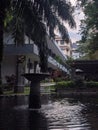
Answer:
0;94;98;130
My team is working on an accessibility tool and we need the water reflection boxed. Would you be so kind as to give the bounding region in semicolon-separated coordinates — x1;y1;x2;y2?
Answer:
29;111;48;130
42;98;90;130
0;95;98;130
0;96;48;130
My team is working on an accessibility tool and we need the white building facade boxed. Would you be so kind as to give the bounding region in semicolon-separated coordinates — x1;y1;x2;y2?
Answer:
2;33;68;85
55;35;72;58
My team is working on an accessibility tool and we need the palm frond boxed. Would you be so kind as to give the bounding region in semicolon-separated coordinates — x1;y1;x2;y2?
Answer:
4;0;76;72
32;0;76;41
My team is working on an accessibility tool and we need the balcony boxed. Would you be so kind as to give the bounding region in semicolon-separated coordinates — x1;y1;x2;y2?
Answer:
4;44;34;55
3;33;67;72
48;56;67;72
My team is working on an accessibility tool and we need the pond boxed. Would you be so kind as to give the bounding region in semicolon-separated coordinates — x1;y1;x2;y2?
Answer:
0;94;98;130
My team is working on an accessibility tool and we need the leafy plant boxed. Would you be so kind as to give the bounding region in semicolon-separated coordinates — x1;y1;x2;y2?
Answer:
77;0;98;58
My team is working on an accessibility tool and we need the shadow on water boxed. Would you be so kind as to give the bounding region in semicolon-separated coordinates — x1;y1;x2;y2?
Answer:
29;110;48;130
0;96;48;130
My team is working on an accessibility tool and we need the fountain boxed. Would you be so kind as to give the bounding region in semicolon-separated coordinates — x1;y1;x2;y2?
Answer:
22;64;50;109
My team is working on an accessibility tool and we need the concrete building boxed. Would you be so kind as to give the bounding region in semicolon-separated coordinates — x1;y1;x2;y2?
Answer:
72;43;80;59
55;35;72;58
2;33;68;86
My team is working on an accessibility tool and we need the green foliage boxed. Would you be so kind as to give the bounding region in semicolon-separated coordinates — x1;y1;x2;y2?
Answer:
55;81;74;89
54;76;70;82
53;80;98;91
85;81;98;88
54;77;65;82
77;0;98;57
73;79;84;88
24;87;30;95
7;0;76;43
55;55;63;64
66;57;74;65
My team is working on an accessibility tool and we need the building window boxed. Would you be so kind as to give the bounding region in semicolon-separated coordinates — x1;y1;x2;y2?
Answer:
56;40;58;44
61;48;65;51
66;48;69;52
60;40;64;45
60;46;66;50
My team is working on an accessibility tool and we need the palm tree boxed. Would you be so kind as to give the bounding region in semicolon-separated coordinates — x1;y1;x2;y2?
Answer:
12;0;76;71
0;0;76;85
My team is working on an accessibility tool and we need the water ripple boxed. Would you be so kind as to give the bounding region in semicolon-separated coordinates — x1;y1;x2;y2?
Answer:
42;98;91;130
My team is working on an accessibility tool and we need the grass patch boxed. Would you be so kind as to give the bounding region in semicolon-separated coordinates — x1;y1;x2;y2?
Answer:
2;87;30;96
24;87;30;95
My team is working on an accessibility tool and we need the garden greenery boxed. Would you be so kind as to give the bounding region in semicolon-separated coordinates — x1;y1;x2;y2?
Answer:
52;80;98;91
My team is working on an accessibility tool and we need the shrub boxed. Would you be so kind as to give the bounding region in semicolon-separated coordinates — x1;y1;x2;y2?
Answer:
54;77;69;82
85;81;98;88
54;81;74;90
51;80;98;92
73;79;84;88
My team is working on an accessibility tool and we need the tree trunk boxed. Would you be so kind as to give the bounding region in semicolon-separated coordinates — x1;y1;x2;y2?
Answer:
0;1;5;85
38;41;48;73
40;51;48;72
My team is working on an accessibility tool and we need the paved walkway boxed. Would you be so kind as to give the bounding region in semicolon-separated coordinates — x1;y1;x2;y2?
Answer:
40;82;56;94
40;82;56;87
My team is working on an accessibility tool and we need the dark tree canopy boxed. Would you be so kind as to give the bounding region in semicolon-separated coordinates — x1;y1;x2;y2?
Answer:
77;0;98;57
7;0;76;43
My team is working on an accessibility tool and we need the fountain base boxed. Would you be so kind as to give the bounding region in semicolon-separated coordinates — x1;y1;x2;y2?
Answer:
22;73;50;109
29;82;41;109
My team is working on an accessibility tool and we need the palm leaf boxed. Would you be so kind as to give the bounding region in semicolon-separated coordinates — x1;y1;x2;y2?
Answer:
4;0;76;72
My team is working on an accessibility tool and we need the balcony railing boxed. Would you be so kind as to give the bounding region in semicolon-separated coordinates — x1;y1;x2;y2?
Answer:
4;40;67;72
4;44;34;55
48;56;67;72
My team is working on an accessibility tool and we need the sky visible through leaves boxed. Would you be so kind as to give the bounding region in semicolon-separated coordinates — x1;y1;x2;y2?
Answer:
69;0;84;43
